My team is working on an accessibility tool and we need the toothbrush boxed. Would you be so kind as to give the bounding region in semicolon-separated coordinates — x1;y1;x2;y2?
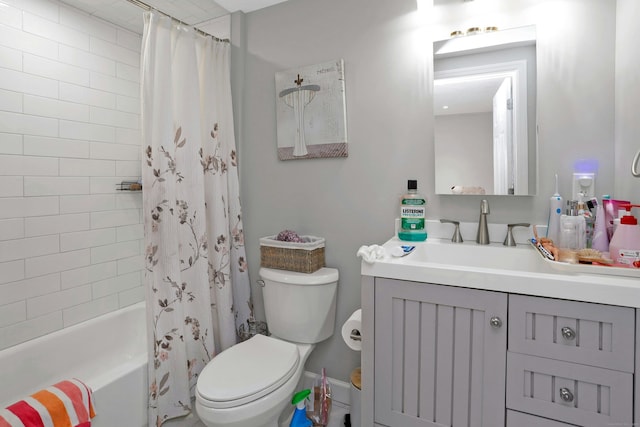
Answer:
390;245;416;257
531;238;555;260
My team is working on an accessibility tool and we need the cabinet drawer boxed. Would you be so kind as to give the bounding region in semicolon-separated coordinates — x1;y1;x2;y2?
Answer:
507;410;578;426
508;294;635;372
507;352;633;427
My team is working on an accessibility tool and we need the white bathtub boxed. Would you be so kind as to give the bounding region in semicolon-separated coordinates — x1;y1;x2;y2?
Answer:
0;302;148;427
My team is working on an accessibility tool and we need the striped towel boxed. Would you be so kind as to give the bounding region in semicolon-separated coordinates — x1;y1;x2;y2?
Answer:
0;379;95;427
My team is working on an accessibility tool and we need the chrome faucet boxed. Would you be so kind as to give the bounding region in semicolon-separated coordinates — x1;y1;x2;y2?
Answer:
476;199;490;245
503;223;530;246
440;219;463;243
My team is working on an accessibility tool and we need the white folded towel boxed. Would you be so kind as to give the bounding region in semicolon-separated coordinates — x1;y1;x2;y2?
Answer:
451;185;486;195
357;245;386;264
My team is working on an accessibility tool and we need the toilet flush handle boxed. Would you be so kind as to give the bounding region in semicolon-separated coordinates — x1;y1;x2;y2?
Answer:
257;279;265;288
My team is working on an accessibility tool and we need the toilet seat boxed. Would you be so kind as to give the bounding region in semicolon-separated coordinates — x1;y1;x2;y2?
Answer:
196;334;300;409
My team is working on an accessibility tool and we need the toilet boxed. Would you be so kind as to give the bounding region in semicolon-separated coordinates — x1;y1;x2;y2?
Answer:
196;267;339;427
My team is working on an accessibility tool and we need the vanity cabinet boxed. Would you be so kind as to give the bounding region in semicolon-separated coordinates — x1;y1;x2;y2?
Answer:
362;278;637;427
372;278;507;427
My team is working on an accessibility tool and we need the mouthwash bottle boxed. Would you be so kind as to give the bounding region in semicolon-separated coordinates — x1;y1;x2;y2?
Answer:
398;180;427;241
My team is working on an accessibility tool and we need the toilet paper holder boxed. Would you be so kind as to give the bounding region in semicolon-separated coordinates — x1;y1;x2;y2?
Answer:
350;329;361;341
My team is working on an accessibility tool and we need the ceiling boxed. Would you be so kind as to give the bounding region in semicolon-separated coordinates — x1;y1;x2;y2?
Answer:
58;0;289;35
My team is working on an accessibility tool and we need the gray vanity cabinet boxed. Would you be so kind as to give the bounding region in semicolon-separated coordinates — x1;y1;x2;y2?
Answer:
362;277;638;427
373;278;507;427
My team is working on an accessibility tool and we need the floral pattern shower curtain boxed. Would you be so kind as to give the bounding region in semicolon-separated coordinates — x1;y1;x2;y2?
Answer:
141;11;252;426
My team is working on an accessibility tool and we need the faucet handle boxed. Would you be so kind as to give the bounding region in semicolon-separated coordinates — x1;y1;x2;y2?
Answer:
440;219;463;243
503;223;530;246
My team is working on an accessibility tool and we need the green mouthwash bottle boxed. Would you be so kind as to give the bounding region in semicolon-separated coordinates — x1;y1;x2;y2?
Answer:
398;180;427;241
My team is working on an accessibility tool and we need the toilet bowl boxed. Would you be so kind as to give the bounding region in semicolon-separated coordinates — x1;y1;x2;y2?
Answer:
196;335;313;427
196;267;338;427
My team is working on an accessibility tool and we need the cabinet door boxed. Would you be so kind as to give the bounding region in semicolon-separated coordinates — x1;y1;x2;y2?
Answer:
374;278;507;427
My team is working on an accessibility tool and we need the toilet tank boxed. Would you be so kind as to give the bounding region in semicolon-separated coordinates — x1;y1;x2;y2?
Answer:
259;267;338;344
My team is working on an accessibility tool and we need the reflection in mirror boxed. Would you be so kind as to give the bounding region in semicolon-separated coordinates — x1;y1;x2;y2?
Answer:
434;25;537;195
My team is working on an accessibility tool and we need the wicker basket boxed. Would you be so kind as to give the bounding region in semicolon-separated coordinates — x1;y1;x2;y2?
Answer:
259;235;325;273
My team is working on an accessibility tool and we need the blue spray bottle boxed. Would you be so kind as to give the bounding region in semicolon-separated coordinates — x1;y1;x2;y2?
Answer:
290;389;312;427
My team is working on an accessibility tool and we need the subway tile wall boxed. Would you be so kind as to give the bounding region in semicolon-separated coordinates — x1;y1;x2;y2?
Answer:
0;0;144;350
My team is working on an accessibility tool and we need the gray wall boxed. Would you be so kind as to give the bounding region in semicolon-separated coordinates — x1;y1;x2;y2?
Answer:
232;0;637;383
435;112;493;193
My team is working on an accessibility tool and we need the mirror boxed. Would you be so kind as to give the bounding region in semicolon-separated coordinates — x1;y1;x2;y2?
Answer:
434;26;537;195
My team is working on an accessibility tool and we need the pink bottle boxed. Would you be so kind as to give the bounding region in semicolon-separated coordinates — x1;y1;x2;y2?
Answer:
608;204;640;268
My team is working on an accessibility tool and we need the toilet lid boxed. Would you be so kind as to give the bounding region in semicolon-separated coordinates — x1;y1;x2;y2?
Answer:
197;334;299;409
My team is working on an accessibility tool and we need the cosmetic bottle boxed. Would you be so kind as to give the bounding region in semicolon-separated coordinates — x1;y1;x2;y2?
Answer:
591;198;609;253
603;197;630;240
559;200;586;250
609;204;640;268
578;198;594;248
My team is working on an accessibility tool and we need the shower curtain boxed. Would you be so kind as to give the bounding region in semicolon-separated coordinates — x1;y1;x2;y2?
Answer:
141;11;252;426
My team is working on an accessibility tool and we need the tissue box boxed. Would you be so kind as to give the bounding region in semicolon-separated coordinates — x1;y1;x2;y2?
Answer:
259;235;325;273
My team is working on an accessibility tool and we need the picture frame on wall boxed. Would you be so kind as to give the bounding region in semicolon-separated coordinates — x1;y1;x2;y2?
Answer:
275;59;348;160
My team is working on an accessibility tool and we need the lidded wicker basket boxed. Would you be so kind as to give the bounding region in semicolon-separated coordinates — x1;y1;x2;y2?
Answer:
259;235;325;273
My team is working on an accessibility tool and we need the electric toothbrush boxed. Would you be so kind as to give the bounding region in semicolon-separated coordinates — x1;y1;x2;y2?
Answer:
547;174;563;244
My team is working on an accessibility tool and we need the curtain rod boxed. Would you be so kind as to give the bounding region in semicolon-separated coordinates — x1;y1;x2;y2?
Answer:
125;0;229;42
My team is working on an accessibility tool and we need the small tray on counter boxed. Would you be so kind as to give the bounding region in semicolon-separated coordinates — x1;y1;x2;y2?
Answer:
531;245;640;278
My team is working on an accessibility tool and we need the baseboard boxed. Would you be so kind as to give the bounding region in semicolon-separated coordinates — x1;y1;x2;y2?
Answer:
303;371;351;406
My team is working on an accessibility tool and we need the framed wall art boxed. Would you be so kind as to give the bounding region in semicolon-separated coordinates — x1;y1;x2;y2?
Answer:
275;59;347;160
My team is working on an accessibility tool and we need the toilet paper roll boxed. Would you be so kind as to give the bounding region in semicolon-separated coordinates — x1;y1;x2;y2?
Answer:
341;309;362;351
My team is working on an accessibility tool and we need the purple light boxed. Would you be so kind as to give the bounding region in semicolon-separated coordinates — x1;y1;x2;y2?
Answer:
573;159;599;174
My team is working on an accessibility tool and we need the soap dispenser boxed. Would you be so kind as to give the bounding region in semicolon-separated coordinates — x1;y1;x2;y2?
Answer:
608;204;640;268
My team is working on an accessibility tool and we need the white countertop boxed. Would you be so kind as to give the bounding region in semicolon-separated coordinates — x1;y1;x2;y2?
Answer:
361;237;640;308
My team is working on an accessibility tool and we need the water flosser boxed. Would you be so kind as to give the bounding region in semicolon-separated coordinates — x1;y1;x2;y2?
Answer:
547;174;563;243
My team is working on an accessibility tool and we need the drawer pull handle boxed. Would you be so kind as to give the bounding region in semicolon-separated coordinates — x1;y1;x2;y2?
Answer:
561;326;576;340
559;387;574;402
489;316;503;328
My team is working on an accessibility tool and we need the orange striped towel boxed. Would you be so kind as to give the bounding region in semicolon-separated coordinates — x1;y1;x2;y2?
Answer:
0;379;95;427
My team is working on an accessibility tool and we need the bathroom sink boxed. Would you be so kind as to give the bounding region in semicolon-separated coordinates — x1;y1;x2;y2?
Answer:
385;238;547;273
362;237;640;310
375;237;640;280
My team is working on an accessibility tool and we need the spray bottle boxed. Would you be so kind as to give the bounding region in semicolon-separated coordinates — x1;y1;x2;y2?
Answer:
547;174;563;244
289;389;312;427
